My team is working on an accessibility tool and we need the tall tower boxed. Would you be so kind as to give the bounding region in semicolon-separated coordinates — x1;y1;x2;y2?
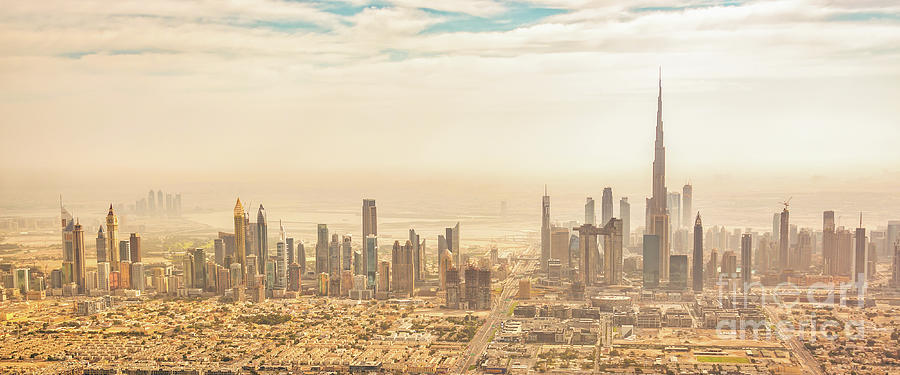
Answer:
682;184;692;229
233;198;246;278
778;207;789;272
585;197;595;225
60;197;74;263
741;233;752;285
601;187;613;225
73;220;86;294
648;70;671;280
620;198;631;247
96;226;107;263
362;199;377;277
129;233;142;263
855;215;867;283
257;205;268;275
541;185;551;272
692;213;703;292
823;211;836;275
316;224;329;275
106;205;120;272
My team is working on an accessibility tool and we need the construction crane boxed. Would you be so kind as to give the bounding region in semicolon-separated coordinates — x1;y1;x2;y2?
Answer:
780;197;792;211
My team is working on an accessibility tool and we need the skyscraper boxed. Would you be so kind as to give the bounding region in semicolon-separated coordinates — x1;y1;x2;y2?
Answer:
147;190;156;214
647;71;670;281
550;227;570;269
892;240;900;287
619;197;630;247
362;198;377;277
741;233;752;285
391;240;415;296
823;211;836;275
692;214;703;292
96;226;107;263
439;249;453;290
316;224;329;275
342;235;352;271
669;255;688;289
233;198;246;278
286;237;294;266
446;222;461;279
855;218;867;283
129;233;141;263
256;205;268;275
297;241;306;275
106;205;120;273
276;239;286;290
601;187;613;225
643;234;660;289
365;235;377;290
778;207;789;272
667;192;681;229
682;184;692;229
61;198;74;267
409;229;423;282
329;233;341;284
541;185;551;272
602;218;624;285
157;190;164;215
73;220;86;294
585;197;595;225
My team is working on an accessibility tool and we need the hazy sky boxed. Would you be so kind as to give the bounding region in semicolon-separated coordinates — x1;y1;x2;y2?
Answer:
1;0;899;201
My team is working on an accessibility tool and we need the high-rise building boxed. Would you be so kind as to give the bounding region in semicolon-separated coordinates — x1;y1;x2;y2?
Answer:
721;251;737;277
362;198;377;277
643;234;660;289
445;267;460;309
119;240;131;263
692;214;703;292
288;262;300;292
131;262;145;291
97;262;110;292
129;233;141;263
73;220;86;294
823;211;836;275
147;190;156;213
741;233;751;284
667;192;681;229
366;235;377;290
446;222;461;279
620;198;630;247
541;186;551;272
297;242;306;275
377;261;390;294
96;226;107;263
682;184;692;229
855;222;867;283
316;224;329;275
796;229;812;270
214;238;225;266
61;198;74;265
276;240;287;290
585;197;595;225
329;234;341;292
647;72;670;281
409;229;423;282
669;255;688;289
286;237;294;265
256;205;268;275
707;248;718;282
778;207;789;272
575;224;599;286
892;240;900;287
233;199;246;279
550;227;570;269
106;205;120;275
886;221;900;259
391;240;415;296
439;249;453;290
602;219;624;285
342;235;352;271
601;187;613;225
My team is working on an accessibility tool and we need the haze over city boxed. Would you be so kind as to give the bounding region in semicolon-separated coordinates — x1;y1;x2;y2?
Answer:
0;1;899;375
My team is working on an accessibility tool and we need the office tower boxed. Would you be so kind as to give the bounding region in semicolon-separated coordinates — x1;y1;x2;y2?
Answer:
438;234;447;255
214;238;225;266
297;242;306;275
131;262;144;291
265;259;275;290
60;198;74;263
276;240;286;290
156;190;163;215
464;267;491;310
541;185;551;272
682;184;692;229
317;272;329;296
233;199;246;278
14;268;29;294
773;212;781;244
419;238;427;279
893;241;900;287
550;227;570;269
286;237;294;266
823;211;836;275
575;224;599;286
721;251;737;277
439;249;453;290
855;221;866;283
887;221;900;258
620;198;631;247
603;219;624;285
667;192;681;229
646;72;671;282
362;198;377;276
182;252;194;288
669;255;688;289
643;235;660;288
288;263;300;291
118;240;131;264
245;255;259;282
353;250;363;275
585;197;595;225
350;274;372;300
328;234;341;275
692;214;703;292
256;205;268;275
445;267;461;308
836;228;853;276
391;240;415;296
741;233;751;284
106;205;120;274
129;233;141;263
96;227;107;263
706;249;718;282
778;207;789;272
342;235;352;271
191;248;207;289
315;224;329;274
366;235;377;290
409;229;423;282
446;222;461;279
147;190;155;213
229;263;243;287
377;261;390;294
796;229;812;270
600;188;613;225
73;221;86;294
97;262;110;291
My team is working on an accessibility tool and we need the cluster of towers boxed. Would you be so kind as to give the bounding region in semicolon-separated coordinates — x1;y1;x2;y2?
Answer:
132;189;182;217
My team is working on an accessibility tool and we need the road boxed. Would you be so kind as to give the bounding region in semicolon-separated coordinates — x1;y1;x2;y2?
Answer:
455;247;536;373
763;305;824;375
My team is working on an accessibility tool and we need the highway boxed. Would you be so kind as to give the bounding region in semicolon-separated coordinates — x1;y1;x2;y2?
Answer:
455;247;537;373
763;305;824;375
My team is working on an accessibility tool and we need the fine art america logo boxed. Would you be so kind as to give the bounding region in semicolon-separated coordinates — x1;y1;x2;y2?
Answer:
714;274;868;342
